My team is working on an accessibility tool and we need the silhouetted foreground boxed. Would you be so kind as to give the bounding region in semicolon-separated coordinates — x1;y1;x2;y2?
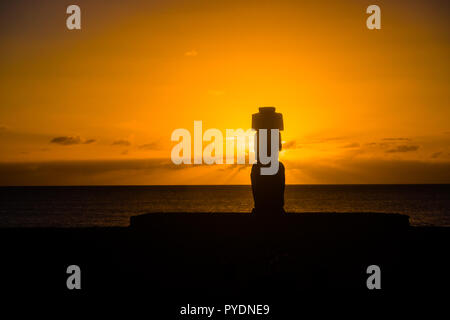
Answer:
1;212;449;313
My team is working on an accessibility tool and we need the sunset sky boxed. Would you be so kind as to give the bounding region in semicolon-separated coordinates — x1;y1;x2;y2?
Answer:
0;0;449;185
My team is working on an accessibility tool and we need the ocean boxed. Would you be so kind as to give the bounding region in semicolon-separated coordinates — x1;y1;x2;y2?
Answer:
0;185;449;227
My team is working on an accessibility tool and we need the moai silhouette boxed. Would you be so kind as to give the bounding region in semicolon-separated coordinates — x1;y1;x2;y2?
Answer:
251;107;285;215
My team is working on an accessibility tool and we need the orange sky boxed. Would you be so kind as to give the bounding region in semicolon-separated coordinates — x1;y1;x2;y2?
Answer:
0;0;449;185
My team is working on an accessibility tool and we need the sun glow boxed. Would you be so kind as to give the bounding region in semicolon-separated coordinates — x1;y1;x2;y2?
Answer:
0;0;449;185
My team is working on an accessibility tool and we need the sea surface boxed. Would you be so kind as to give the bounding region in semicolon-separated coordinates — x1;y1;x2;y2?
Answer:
0;185;449;227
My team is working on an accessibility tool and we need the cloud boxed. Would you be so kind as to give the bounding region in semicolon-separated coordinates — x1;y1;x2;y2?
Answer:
1;158;450;185
0;159;173;186
285;158;450;184
431;151;443;159
139;142;160;150
341;142;360;148
185;49;198;57
283;140;302;150
50;136;81;145
367;142;386;146
50;136;95;145
386;145;419;153
382;138;411;141
365;142;378;147
112;140;131;146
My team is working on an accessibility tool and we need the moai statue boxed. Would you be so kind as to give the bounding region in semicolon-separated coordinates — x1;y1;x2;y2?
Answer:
251;107;285;215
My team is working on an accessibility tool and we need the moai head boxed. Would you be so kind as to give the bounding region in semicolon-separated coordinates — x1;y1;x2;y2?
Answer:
252;107;284;158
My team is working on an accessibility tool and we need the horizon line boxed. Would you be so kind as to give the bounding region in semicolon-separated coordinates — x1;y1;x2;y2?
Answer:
1;183;449;187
